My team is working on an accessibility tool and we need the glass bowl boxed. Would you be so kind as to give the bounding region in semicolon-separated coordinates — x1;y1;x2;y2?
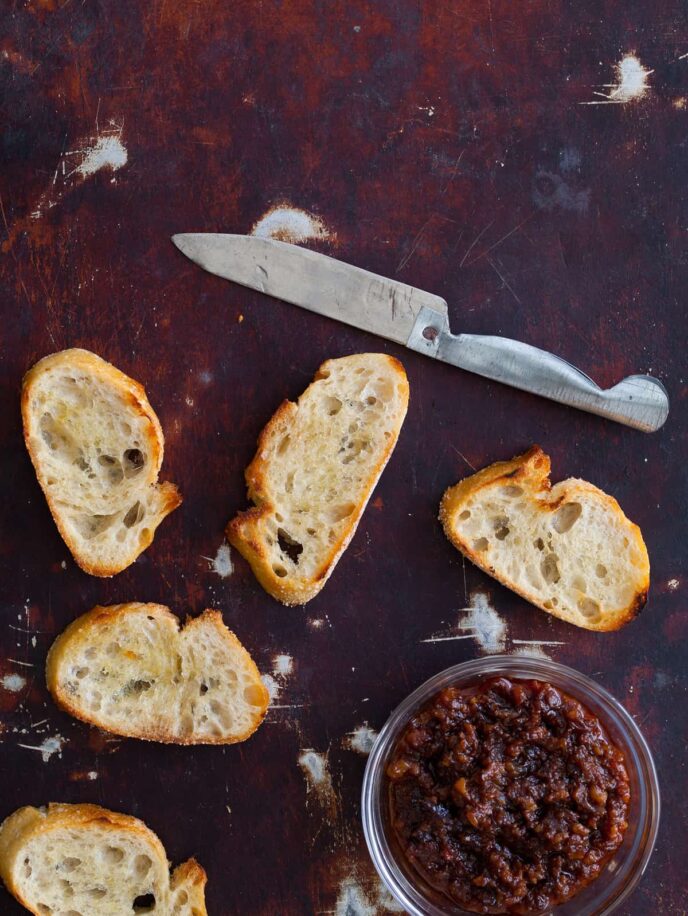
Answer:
362;655;660;916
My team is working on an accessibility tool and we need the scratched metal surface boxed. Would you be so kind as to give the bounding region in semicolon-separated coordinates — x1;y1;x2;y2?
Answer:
1;1;687;914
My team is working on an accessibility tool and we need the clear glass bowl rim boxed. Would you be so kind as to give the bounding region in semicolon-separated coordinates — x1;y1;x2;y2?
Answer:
361;655;660;916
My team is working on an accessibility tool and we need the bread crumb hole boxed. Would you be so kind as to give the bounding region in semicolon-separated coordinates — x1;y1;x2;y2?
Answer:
177;891;189;905
324;396;343;415
23;858;31;878
541;554;560;584
596;564;608;578
37;907;51;915
244;684;265;705
285;471;295;493
534;537;545;551
273;564;288;577
123;501;145;528
459;510;471;520
103;847;124;864
495;526;510;540
133;854;152;876
572;575;587;592
543;600;553;609
133;893;156;913
277;528;303;564
473;537;489;551
123;448;146;477
553;502;582;533
60;879;73;896
306;527;316;536
366;396;377;405
75;667;89;679
278;435;291;455
88;888;107;899
502;485;523;497
578;597;601;621
62;857;81;872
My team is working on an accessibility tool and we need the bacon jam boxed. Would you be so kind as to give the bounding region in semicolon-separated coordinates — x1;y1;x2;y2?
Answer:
386;677;630;914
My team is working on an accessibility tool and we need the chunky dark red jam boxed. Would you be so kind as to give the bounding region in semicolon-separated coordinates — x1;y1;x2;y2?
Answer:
386;677;630;914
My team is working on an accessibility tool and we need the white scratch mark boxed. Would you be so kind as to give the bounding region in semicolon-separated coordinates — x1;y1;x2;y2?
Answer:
512;639;565;647
251;204;333;244
18;734;66;763
581;55;653;105
203;542;233;578
308;618;325;629
7;659;34;668
668;578;680;591
343;723;378;755
1;674;26;693
423;591;507;654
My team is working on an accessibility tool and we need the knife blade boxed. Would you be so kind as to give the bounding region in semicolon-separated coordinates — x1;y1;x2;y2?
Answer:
172;233;448;346
172;233;669;432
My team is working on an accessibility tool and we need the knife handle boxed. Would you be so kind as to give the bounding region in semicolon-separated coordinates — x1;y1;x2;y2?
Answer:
407;307;669;432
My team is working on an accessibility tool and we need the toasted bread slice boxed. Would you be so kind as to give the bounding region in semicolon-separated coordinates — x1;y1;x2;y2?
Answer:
227;353;409;605
22;348;181;577
46;603;269;744
440;446;650;631
0;803;207;916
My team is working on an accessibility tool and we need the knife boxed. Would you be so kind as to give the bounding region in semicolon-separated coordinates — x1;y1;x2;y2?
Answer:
171;233;669;432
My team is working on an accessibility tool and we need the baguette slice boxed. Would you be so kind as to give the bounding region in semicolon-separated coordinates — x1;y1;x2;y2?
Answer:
440;446;650;631
0;803;207;916
22;348;181;577
46;603;269;744
227;353;409;605
170;859;208;915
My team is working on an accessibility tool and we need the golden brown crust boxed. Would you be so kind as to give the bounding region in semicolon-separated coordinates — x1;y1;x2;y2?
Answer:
171;857;209;915
21;348;181;577
440;446;650;632
228;354;409;605
46;603;269;745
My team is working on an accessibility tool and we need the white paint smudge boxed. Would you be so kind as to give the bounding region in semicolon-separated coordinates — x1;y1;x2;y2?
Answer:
262;674;281;702
582;54;653;105
513;644;551;660
343;723;379;755
668;578;680;591
205;543;233;578
29;123;127;222
17;734;65;763
512;638;564;661
70;129;128;178
422;591;507;654
1;674;26;693
272;654;294;677
87;771;98;780
298;749;337;814
251;204;332;244
334;876;404;915
334;878;376;916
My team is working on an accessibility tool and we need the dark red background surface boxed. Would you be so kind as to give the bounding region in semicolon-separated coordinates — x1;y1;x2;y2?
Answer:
1;1;686;913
